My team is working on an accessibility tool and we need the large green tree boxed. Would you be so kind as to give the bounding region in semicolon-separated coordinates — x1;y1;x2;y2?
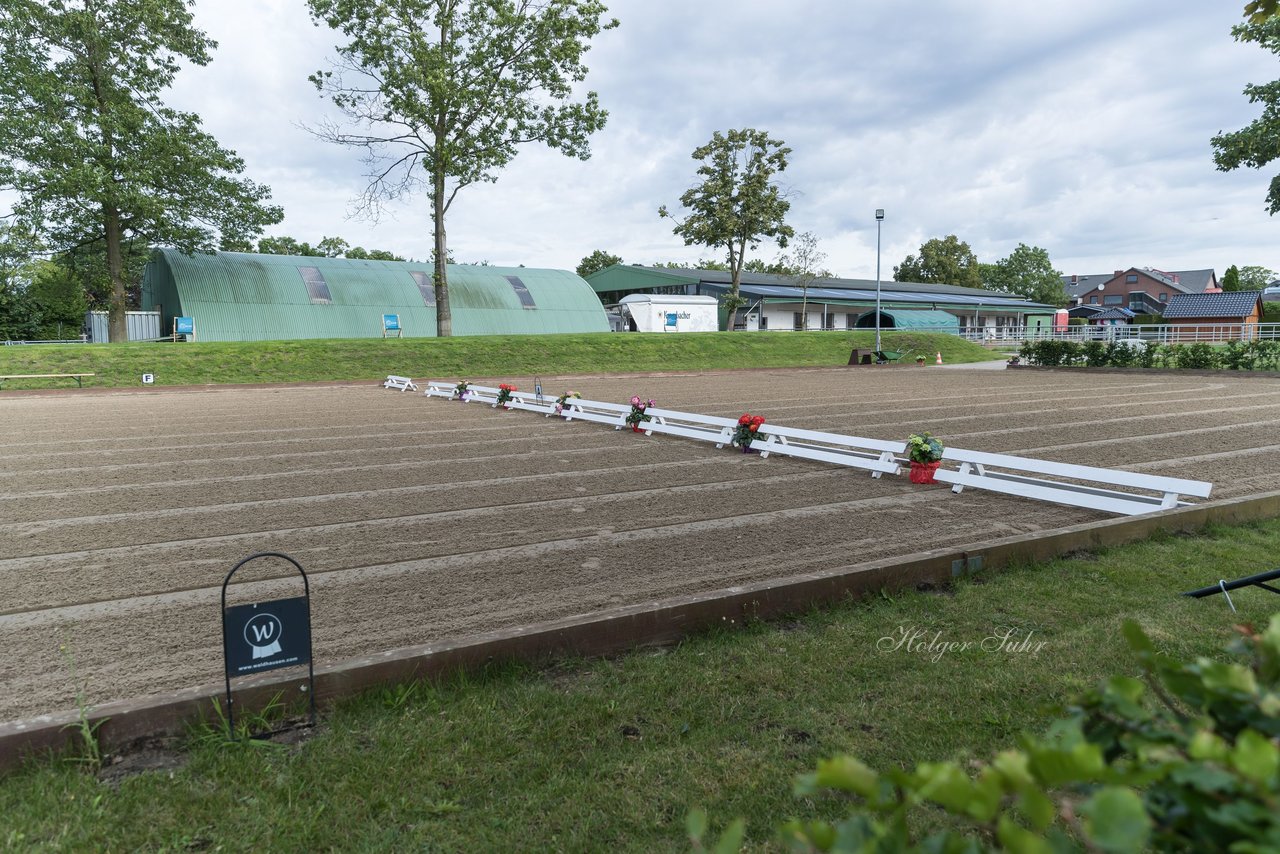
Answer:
1240;264;1277;289
27;260;88;339
894;234;983;288
1223;264;1242;291
0;228;38;340
257;235;405;261
1212;14;1280;215
307;0;617;337
982;243;1068;305
0;0;283;342
1246;1;1279;24
659;128;794;323
576;249;623;278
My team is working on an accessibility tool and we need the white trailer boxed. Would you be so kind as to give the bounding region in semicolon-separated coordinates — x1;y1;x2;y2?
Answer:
618;294;719;332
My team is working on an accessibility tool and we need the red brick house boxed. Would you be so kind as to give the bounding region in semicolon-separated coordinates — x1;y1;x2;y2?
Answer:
1063;267;1217;314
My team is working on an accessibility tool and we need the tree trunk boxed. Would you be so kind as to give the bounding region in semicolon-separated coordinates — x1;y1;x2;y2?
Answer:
432;168;452;338
727;237;742;331
104;204;126;343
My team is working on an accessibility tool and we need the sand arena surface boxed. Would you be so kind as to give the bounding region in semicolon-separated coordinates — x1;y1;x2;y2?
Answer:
2;366;1279;720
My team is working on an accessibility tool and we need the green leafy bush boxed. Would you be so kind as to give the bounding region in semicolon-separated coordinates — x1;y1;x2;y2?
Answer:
1104;341;1139;367
1223;341;1252;371
1081;340;1108;368
779;616;1280;852
1021;339;1081;367
1250;340;1280;371
1017;338;1280;372
1171;343;1220;370
1137;342;1162;369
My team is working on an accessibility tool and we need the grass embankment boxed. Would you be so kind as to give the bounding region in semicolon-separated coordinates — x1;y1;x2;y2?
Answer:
3;521;1277;850
0;331;994;389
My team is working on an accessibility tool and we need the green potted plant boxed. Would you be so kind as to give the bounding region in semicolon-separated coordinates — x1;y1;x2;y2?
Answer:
906;431;944;483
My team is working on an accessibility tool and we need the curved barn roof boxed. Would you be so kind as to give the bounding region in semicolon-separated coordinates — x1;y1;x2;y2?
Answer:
142;250;608;342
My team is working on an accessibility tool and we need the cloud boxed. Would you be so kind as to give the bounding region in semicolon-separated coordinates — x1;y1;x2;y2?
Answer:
153;0;1280;279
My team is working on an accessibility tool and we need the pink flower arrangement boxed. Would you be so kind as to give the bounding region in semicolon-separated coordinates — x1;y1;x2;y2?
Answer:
626;396;655;430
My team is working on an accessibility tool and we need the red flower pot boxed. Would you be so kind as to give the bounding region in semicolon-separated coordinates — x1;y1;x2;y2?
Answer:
631;425;642;433
909;461;941;484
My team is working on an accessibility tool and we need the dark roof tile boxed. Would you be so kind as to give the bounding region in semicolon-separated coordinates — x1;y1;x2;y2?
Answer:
1160;291;1262;319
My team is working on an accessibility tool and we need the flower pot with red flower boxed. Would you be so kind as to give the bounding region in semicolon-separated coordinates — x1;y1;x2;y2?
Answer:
733;413;766;453
625;396;654;432
906;431;944;483
495;383;518;409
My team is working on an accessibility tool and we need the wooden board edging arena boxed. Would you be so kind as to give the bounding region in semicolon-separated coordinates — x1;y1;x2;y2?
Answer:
3;488;1279;774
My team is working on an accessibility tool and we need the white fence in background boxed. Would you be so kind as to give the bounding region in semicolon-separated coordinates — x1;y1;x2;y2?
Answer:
955;323;1280;345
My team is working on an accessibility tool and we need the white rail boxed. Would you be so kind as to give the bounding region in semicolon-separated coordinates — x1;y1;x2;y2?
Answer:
956;323;1280;345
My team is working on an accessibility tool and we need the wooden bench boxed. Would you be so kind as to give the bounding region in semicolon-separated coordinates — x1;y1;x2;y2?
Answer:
753;425;905;478
933;447;1214;516
642;407;738;447
560;397;632;430
382;375;418;391
0;373;95;389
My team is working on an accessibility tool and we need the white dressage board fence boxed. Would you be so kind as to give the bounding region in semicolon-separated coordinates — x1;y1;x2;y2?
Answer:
416;384;1212;517
424;380;458;400
641;407;738;448
934;447;1213;516
505;389;560;416
383;375;418;392
560;397;632;430
753;425;905;478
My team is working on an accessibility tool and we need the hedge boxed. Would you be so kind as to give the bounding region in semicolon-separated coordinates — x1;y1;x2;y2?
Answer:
1016;339;1280;371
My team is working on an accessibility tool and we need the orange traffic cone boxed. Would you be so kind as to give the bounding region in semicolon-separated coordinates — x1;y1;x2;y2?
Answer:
935;351;943;365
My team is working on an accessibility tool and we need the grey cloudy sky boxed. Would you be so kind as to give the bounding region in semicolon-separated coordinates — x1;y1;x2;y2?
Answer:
169;0;1280;280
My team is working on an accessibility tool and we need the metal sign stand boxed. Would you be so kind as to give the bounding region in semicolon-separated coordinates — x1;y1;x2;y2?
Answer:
1183;567;1280;612
221;552;316;737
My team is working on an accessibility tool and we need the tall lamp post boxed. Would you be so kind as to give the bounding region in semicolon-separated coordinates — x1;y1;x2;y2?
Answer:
874;209;884;353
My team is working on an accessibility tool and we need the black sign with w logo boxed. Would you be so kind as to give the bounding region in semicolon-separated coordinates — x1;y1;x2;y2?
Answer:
223;596;312;677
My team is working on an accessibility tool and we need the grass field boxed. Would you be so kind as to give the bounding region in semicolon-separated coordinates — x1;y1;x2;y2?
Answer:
2;519;1277;851
0;330;996;388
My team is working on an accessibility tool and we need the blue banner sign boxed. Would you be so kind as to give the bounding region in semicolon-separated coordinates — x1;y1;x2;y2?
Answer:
175;317;194;335
383;314;400;331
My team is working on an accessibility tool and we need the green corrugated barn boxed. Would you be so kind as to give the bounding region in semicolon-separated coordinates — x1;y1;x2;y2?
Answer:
141;250;609;341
